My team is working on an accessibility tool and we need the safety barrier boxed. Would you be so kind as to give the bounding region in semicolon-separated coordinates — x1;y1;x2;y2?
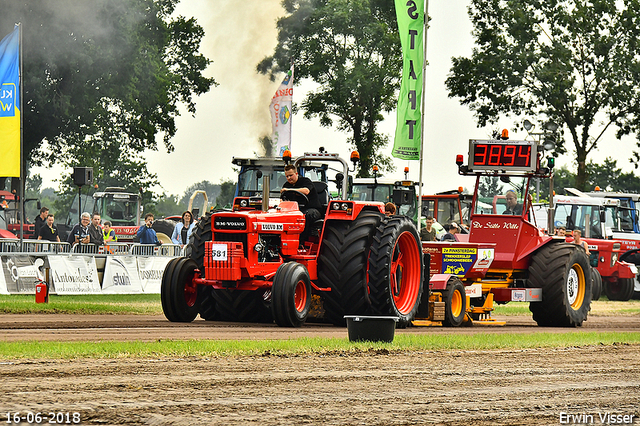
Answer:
71;243;100;254
0;239;20;253
23;240;71;254
103;242;130;255
129;244;182;257
0;240;184;257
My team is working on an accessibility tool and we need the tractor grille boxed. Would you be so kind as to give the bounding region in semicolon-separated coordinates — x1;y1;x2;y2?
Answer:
214;232;248;258
205;241;243;281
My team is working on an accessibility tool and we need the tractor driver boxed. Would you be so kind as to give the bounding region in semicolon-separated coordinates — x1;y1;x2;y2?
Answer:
281;164;321;241
503;190;523;215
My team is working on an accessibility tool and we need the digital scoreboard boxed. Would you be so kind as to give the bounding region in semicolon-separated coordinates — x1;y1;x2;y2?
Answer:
468;139;537;172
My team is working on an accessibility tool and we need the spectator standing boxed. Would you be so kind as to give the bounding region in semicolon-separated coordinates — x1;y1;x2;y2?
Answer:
171;211;196;246
572;229;590;255
102;221;117;243
67;212;91;244
420;216;437;241
137;213;161;245
441;222;460;241
86;212;103;246
34;207;49;236
37;214;60;242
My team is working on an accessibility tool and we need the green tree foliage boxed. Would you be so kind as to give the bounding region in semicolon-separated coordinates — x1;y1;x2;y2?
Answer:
216;180;236;209
446;0;640;190
257;0;400;177
1;0;215;191
179;180;221;209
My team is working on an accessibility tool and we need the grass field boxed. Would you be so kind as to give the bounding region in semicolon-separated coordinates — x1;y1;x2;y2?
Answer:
0;332;639;359
0;294;638;359
1;294;639;316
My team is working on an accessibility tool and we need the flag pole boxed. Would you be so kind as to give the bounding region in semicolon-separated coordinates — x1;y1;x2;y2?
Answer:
18;22;24;248
416;0;429;232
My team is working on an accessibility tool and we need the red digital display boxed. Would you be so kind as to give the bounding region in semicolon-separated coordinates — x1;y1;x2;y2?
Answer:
471;142;533;169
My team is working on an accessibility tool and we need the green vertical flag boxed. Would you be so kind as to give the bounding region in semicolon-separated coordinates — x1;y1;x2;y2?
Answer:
392;0;424;160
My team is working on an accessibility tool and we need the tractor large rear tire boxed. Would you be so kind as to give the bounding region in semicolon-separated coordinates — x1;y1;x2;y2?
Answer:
442;277;466;327
367;216;423;327
185;211;212;268
317;212;383;326
184;212;216;319
161;257;200;322
211;289;273;323
604;278;634;301
272;262;312;327
529;243;592;327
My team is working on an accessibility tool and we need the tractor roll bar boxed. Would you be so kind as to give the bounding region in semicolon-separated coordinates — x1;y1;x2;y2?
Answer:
294;152;349;198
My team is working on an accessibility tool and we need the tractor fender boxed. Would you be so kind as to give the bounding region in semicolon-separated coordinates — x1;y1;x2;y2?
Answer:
430;273;454;291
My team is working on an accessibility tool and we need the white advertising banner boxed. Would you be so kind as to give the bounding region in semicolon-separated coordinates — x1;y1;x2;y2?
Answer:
49;255;101;295
0;259;8;294
102;256;143;294
0;255;45;294
137;256;172;294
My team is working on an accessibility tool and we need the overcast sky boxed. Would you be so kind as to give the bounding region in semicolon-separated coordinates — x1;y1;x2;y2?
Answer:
35;0;638;196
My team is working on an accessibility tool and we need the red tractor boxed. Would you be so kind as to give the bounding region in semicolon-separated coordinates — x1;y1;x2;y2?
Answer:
417;134;592;327
161;151;424;327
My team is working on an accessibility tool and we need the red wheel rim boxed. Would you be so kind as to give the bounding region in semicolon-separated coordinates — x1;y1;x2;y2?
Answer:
390;231;421;314
183;270;198;307
294;279;308;313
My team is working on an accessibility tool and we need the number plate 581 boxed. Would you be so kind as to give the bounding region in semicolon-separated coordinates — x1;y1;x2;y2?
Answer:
211;244;228;261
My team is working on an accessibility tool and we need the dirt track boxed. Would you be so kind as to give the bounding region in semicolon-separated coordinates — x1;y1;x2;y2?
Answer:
1;313;640;425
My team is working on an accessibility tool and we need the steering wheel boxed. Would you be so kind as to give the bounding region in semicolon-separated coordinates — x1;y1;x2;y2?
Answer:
280;189;309;205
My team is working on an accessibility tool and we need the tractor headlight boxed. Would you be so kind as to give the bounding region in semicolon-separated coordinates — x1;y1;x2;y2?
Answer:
332;202;341;210
611;252;618;267
240;199;248;207
254;243;264;252
341;203;349;210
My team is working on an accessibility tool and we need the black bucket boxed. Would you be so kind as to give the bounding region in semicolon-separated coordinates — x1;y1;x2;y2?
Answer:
344;315;399;343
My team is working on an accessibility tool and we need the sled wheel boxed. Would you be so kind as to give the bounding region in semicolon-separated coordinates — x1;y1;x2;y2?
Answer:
272;262;311;327
317;212;383;326
529;243;592;327
368;216;423;328
442;277;466;327
161;258;180;322
591;268;602;301
167;257;200;322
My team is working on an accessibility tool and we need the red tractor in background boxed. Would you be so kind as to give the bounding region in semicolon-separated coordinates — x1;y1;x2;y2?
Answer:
161;151;424;327
417;133;592;327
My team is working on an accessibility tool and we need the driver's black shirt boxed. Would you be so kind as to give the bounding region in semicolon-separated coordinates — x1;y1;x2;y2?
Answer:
283;176;320;209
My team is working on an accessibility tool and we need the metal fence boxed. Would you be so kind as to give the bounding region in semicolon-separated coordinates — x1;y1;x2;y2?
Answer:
0;238;20;253
23;240;71;254
0;239;184;256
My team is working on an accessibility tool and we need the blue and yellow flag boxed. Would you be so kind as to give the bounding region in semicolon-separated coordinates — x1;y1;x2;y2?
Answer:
0;25;20;177
392;1;424;160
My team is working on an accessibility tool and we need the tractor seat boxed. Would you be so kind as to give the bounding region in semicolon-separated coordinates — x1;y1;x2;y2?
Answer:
312;181;329;214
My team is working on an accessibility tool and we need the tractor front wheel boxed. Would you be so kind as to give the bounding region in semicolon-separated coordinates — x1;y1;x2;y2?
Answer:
161;257;200;322
442;277;466;327
529;243;592;327
271;262;311;327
